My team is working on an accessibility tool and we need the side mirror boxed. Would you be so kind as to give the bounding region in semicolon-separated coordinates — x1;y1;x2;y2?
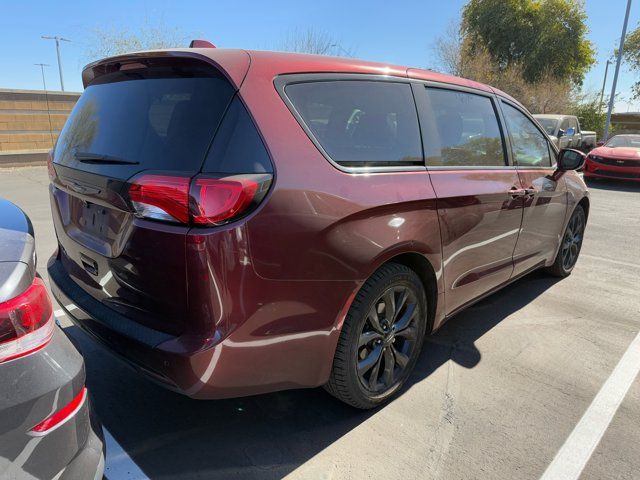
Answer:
566;127;576;137
558;129;565;138
557;148;586;171
596;140;605;147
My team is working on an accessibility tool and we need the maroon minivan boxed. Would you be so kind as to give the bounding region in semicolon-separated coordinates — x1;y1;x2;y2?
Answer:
47;47;589;408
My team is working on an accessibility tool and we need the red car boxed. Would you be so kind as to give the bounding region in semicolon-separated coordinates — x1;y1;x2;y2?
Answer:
584;134;640;181
47;46;588;409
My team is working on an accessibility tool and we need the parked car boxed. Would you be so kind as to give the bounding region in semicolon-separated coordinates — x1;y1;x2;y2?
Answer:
0;198;104;479
584;134;640;181
534;114;597;152
47;47;589;409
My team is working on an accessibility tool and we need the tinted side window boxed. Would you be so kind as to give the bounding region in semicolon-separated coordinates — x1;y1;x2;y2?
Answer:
202;96;273;174
285;81;422;167
501;103;552;167
424;88;506;167
568;117;579;133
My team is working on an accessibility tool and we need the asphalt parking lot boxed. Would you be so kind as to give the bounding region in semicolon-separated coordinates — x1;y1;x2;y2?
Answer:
1;165;639;480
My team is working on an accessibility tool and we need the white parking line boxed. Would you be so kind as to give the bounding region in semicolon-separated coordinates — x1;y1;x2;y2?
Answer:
581;253;640;269
540;330;640;480
104;428;149;480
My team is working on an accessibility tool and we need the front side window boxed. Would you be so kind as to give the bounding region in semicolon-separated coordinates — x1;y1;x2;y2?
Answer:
285;81;422;168
568;117;579;133
423;88;506;167
537;118;558;136
501;103;552;167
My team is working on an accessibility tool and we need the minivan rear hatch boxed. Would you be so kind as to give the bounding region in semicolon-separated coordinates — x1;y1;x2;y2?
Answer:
49;53;241;336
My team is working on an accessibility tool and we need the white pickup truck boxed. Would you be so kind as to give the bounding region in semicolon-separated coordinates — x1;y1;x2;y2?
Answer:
533;114;597;152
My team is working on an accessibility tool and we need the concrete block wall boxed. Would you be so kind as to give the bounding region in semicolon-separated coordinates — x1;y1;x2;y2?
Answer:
0;89;80;152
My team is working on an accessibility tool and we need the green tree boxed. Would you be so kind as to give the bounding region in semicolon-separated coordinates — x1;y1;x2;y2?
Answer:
462;0;595;85
622;23;640;99
570;97;608;138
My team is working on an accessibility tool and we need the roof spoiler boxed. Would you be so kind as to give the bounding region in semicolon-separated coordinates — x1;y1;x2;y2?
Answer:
189;39;216;48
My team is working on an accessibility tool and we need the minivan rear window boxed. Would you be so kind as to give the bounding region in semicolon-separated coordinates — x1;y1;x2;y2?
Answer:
285;81;423;168
54;60;235;178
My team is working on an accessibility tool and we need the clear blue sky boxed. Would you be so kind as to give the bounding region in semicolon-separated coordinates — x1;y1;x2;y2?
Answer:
0;0;638;111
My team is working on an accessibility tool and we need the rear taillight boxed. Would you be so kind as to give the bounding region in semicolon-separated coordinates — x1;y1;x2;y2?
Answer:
128;174;271;226
29;387;87;436
0;277;54;363
47;150;56;181
128;175;190;224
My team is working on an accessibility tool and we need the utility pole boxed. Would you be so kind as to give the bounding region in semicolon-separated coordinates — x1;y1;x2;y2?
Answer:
599;59;611;110
41;35;71;91
34;63;49;91
604;0;632;141
34;63;54;147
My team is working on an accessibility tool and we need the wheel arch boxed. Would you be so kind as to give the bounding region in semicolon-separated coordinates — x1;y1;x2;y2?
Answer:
577;196;590;220
379;252;438;334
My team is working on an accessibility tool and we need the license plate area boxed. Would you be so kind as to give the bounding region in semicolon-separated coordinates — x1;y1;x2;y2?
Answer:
77;202;109;237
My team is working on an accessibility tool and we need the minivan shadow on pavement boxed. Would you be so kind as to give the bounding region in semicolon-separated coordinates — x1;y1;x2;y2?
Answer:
63;271;561;480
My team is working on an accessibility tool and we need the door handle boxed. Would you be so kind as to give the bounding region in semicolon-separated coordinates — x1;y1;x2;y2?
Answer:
508;187;526;198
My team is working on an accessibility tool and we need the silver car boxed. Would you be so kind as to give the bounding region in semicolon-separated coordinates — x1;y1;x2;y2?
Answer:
0;198;104;479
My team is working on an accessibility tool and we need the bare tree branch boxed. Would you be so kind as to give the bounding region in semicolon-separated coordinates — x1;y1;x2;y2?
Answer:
278;28;353;56
84;18;192;62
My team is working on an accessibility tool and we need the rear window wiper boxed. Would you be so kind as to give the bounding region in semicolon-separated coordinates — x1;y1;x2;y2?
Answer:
74;151;140;165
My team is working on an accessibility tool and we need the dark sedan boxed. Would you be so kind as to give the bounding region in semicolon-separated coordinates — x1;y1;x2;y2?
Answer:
0;198;104;479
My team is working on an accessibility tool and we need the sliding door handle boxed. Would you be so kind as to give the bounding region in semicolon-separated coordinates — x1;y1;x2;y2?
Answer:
508;187;526;198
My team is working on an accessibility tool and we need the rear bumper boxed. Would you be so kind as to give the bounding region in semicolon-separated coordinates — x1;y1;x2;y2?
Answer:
59;398;105;480
0;327;104;480
48;254;356;399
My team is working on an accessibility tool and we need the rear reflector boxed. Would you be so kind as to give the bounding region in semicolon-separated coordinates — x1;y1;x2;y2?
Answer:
0;277;54;363
128;174;271;226
29;387;87;436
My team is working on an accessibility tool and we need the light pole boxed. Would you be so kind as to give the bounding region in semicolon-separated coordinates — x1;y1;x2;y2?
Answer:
34;63;54;147
41;35;71;91
599;59;612;111
604;0;632;140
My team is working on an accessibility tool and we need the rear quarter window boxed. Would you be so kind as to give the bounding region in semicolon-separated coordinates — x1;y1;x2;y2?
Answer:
284;80;423;168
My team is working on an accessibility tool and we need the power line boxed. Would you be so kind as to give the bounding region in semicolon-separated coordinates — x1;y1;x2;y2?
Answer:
34;63;54;148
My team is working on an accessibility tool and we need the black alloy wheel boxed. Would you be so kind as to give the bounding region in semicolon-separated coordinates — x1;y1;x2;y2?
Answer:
357;285;419;394
325;263;428;409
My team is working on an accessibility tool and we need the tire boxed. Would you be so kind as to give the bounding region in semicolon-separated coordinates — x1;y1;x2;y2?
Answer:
325;263;428;409
546;205;586;277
